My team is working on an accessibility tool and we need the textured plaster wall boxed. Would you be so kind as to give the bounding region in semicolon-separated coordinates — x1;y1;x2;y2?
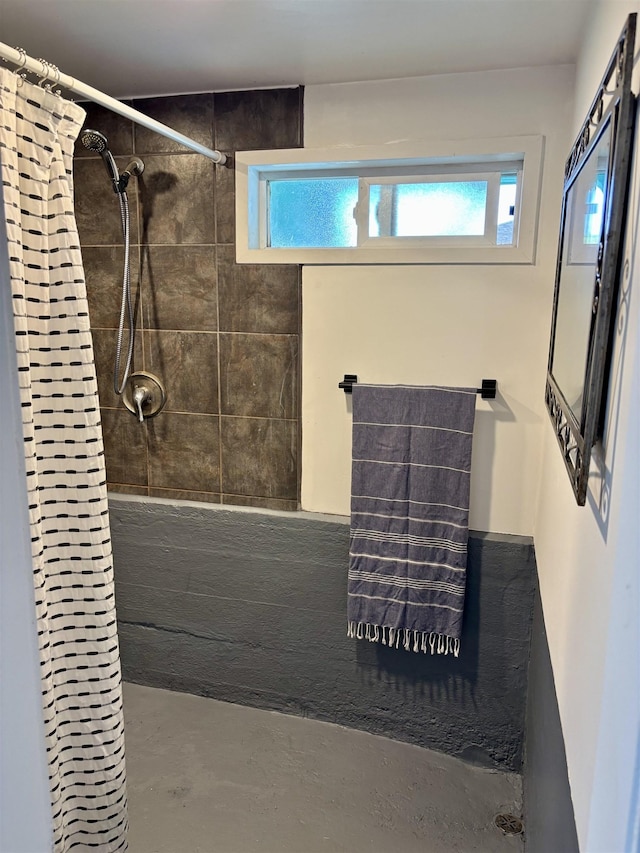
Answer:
110;497;536;772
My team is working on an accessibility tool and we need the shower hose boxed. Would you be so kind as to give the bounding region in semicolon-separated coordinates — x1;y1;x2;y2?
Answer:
114;189;135;396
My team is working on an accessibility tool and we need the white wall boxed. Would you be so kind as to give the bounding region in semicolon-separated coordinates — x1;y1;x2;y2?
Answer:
534;3;640;850
301;66;575;536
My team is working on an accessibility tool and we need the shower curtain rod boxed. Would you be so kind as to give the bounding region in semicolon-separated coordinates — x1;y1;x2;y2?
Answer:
0;42;227;165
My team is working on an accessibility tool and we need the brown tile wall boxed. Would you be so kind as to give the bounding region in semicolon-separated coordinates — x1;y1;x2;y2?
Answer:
75;89;303;510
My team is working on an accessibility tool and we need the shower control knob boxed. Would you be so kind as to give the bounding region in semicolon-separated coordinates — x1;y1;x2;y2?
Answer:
122;371;166;423
133;385;151;423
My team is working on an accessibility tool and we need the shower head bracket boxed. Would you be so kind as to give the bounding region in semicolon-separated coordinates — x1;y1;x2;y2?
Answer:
117;158;145;193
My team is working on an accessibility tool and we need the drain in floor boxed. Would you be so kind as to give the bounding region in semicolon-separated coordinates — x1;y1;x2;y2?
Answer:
494;813;524;836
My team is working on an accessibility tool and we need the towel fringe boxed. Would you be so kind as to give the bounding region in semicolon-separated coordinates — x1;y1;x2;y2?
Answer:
347;622;460;657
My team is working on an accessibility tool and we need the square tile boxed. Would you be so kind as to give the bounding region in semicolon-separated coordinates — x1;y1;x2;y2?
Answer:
221;416;298;500
92;328;144;409
215;161;235;245
138;154;215;245
147;412;220;492
107;483;148;496
143;331;218;414
219;333;298;419
84;245;141;330
149;488;221;504
217;245;299;334
75;157;139;245
214;88;302;151
222;494;298;511
133;94;214;154
141;245;217;331
100;407;148;486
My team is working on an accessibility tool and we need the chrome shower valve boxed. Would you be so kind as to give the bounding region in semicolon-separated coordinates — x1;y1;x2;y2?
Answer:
122;371;166;423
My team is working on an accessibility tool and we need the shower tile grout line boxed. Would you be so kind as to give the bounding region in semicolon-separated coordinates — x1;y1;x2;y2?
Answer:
80;242;225;248
212;124;224;501
78;150;212;160
211;121;223;502
107;483;296;502
99;406;298;422
93;328;299;338
130;127;152;494
106;484;297;507
215;243;224;500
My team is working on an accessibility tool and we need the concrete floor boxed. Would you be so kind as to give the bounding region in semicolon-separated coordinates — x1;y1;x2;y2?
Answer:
123;683;524;853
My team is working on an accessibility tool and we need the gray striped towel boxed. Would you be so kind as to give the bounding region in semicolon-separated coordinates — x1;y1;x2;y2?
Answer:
347;384;477;656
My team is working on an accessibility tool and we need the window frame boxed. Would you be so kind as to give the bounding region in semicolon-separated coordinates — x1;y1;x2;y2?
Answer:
235;136;544;265
356;170;504;248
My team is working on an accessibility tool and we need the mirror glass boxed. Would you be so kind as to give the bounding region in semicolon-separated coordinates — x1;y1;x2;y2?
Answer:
551;122;611;423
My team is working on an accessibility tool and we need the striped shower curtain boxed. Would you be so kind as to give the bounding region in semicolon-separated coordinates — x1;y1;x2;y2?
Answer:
0;70;127;851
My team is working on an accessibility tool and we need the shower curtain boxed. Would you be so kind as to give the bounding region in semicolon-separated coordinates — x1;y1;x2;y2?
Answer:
0;70;127;851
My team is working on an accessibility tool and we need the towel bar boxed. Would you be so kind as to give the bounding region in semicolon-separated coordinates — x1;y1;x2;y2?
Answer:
338;375;497;399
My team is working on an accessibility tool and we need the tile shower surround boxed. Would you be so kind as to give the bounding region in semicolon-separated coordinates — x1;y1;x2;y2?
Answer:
74;89;303;509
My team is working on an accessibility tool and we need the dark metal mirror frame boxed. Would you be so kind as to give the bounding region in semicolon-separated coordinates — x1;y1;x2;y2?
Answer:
545;14;637;505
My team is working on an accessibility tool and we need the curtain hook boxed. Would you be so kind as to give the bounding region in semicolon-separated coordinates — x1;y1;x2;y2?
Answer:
50;64;62;97
36;58;51;87
14;47;28;72
12;47;28;87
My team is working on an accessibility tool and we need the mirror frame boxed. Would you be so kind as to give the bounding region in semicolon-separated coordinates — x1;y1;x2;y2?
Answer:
545;13;636;505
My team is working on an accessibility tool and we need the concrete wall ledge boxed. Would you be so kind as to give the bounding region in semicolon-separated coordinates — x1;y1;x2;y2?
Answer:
110;493;350;526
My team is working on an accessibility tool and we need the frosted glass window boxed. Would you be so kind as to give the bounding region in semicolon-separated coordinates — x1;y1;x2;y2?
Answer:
238;143;542;261
369;181;488;238
268;178;358;248
497;173;517;245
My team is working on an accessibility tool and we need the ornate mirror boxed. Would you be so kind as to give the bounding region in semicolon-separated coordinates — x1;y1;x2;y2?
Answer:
546;14;636;505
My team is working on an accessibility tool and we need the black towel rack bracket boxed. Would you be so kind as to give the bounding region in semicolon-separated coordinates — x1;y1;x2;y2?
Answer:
477;379;497;399
338;375;497;399
338;375;358;393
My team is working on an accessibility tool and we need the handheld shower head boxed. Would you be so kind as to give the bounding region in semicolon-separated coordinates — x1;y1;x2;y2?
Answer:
80;129;108;153
80;128;121;193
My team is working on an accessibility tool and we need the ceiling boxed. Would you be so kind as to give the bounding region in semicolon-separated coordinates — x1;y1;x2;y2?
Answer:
0;0;592;99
